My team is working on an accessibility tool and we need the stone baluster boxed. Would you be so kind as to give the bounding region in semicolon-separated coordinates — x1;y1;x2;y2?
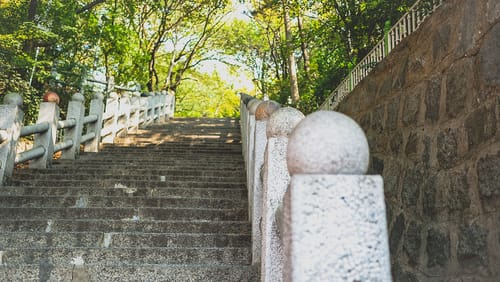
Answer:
102;92;119;144
30;92;61;169
129;92;141;133
283;111;391;281
246;99;262;222
251;100;280;265
83;93;104;153
0;93;24;185
120;92;131;136
261;107;304;282
61;93;85;159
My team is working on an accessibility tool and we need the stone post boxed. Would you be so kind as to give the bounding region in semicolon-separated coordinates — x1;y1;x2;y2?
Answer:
102;92;119;144
130;92;141;133
0;93;24;185
30;93;61;169
83;93;104;153
246;99;262;222
251;100;280;265
261;107;304;282
283;111;391;281
119;92;131;136
139;96;149;125
61;93;85;159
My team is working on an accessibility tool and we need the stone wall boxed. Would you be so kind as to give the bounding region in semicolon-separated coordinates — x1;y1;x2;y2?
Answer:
335;0;499;280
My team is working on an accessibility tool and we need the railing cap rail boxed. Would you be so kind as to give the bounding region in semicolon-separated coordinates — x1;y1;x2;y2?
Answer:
287;111;370;175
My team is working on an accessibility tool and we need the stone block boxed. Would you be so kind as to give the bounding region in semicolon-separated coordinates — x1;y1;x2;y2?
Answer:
446;171;471;212
437;128;460;169
389;213;405;254
405;132;419;160
372;104;385;132
422;174;438;219
477;12;500;87
466;105;497;150
477;151;500;198
458;223;489;267
359;112;371;131
402;86;422;127
391;262;418;282
426;227;450;268
389;131;404;155
422;136;432;168
386;96;400;130
445;58;473;119
425;76;442;123
403;221;422;266
402;167;423;208
392;56;409;91
284;175;390;281
382;160;401;199
378;76;393;100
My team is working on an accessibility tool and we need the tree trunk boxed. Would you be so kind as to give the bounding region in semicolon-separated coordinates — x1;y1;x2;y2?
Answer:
297;14;311;79
282;0;300;103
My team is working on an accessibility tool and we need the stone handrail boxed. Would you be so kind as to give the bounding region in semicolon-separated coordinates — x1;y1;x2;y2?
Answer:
0;90;175;185
320;0;444;111
240;94;391;281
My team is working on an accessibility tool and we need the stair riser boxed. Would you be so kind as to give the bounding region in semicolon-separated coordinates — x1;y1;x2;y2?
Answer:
0;187;248;199
0;208;248;221
0;248;251;265
9;180;246;189
12;174;246;182
0;220;251;234
0;196;247;209
0;233;251;248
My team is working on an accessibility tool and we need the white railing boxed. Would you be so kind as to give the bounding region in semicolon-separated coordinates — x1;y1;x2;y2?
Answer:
320;0;444;111
240;94;391;281
0;89;175;185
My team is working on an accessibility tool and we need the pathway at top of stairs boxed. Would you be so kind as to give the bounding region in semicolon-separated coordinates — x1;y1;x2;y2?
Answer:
0;118;258;281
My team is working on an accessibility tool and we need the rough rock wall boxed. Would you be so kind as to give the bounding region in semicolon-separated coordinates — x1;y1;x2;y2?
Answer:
335;0;499;280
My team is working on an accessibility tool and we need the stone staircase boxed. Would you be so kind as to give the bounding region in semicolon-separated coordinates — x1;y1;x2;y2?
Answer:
0;118;258;281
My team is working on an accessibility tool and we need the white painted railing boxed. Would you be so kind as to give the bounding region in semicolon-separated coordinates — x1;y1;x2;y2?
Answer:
0;89;175;185
240;94;391;281
320;0;444;110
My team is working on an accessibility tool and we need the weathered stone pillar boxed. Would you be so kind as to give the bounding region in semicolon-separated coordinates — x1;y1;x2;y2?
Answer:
251;100;280;265
246;99;262;222
261;107;304;282
0;93;24;185
61;93;85;159
83;93;104;153
102;92;119;144
283;111;391;281
30;93;61;169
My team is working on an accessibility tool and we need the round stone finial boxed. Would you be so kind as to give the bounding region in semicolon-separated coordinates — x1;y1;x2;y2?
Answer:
255;100;280;120
43;91;60;104
287;111;369;175
72;92;85;102
3;92;23;107
92;93;104;100
267;107;305;138
248;99;263;115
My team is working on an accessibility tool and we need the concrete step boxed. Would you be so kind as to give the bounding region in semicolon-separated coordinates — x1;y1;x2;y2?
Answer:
13;168;245;178
0;207;247;221
0;232;251;248
11;173;245;183
0;186;248;199
0;219;251;234
0;264;258;282
0;247;252;265
8;179;246;189
0;195;247;209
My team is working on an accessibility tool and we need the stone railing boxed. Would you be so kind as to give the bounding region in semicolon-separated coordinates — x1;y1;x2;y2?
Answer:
320;0;444;111
0;90;175;185
240;94;391;281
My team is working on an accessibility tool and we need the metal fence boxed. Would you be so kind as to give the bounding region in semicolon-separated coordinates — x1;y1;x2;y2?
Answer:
320;0;444;111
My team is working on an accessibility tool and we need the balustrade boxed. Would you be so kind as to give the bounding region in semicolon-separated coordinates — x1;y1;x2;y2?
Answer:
0;88;175;185
240;95;391;281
